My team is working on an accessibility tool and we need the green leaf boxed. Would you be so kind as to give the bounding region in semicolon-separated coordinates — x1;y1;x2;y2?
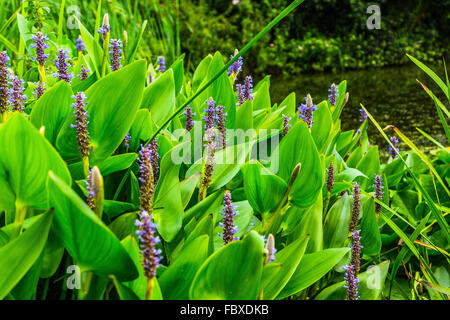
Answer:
277;248;350;299
47;172;138;281
324;193;352;249
315;261;390;300
311;101;332;153
159;235;210;300
242;160;287;214
0;211;53;299
189;231;265;299
262;235;309;299
56;60;147;164
141;69;176;128
360;199;381;255
253;80;271;111
30;81;73;146
76;16;104;77
272;121;323;208
0;113;71;211
68;153;137;180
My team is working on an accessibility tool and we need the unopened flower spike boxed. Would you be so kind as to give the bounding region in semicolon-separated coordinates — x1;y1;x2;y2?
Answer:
157;56;166;73
326;161;335;194
98;13;110;35
183;105;195;132
135;210;162;299
349;182;361;233
373;174;384;215
138;144;155;213
264;234;277;263
54;49;74;84
109;39;122;71
389;136;399;159
282;114;291;137
9;75;27;112
33;82;46;100
85;166;104;217
70;92;91;176
298;94;317;128
0;51;10;115
218;191;239;245
78;65;90;81
216;105;227;149
75;35;85;53
199;128;216;201
328;83;339;106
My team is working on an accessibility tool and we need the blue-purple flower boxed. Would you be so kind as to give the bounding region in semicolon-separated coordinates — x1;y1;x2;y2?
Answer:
0;51;10;113
359;108;368;122
389;136;399;159
138;144;155;213
236;76;254;106
373;174;384;214
78;65;89;81
227;49;243;78
157;56;165;73
135;210;162;279
9;75;27;112
123;132;131;150
33;82;46;100
199;128;216;200
298;94;317;128
75;35;85;52
54;49;74;84
282;114;291;137
350;182;361;233
150;139;160;185
216;105;227;149
219;190;239;245
109;39;122;72
343;264;360;300
70;92;91;158
183;105;195;132
30;31;49;66
203;97;217;131
328;83;339;106
350;230;362;276
98;14;110;36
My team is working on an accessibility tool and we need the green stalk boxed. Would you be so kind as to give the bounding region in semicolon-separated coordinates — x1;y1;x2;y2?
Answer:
144;0;306;145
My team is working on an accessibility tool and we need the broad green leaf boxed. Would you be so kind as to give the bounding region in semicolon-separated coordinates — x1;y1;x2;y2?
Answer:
47;172;138;281
277;248;350;299
0;113;71;211
324;193;352;249
253;80;271;111
311;101;332;152
159;235;210;300
68;153;137;180
29;81;73;145
360;198;381;255
189;231;265;299
0;211;53;299
76;16;104;77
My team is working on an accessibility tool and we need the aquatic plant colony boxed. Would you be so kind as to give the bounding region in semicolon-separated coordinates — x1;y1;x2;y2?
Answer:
0;1;449;301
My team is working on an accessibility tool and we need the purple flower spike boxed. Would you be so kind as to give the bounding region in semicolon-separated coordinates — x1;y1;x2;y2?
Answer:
227;49;243;78
109;39;122;72
75;35;85;52
236;76;254;106
135;210;162;279
78;65;90;81
350;230;363;277
203;97;217;131
216;105;227;149
350;182;361;233
343;264;360;300
138;144;155;213
85;168;97;210
31;32;49;66
298;94;317;128
0;51;10;113
70;92;91;158
9;75;27;112
98;14;110;36
373;175;384;214
199;128;216;200
282;114;291;137
359;108;368;122
328;83;339;106
218;191;239;245
389;136;399;159
157;56;165;73
150;139;160;185
124;132;131;150
326;161;335;193
54;49;74;84
183;105;195;132
33;82;46;100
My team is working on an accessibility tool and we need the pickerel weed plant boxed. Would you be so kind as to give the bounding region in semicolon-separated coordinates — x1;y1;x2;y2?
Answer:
0;0;448;302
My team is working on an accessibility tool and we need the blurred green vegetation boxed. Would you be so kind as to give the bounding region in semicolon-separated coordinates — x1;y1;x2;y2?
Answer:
1;0;449;76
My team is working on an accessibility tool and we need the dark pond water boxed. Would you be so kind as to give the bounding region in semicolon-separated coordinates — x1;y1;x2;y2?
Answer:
269;64;448;155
